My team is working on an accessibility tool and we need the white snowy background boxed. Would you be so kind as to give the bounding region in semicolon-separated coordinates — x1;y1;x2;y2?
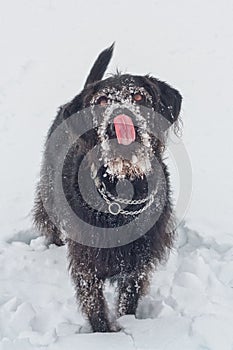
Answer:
0;0;233;349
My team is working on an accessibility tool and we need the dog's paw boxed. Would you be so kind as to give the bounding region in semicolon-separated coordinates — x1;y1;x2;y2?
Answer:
109;322;122;332
91;321;121;333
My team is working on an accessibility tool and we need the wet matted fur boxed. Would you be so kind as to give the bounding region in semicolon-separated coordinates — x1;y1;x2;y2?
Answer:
33;44;182;332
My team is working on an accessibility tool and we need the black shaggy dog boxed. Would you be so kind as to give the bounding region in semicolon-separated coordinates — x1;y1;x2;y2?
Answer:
34;44;182;332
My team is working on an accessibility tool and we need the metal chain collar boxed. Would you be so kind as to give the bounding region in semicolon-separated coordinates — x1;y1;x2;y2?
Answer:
97;181;157;216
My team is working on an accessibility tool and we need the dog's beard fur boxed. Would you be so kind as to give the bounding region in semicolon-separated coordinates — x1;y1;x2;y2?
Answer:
104;157;151;180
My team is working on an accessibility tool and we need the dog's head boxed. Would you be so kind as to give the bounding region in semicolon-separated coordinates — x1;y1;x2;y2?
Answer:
64;44;182;181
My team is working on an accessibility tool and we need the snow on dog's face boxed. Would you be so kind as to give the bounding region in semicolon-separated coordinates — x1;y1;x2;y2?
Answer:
74;45;182;181
88;76;155;179
83;73;181;180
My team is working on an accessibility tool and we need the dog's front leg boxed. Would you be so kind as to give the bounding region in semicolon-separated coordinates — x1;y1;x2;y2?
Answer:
117;270;150;317
71;270;112;332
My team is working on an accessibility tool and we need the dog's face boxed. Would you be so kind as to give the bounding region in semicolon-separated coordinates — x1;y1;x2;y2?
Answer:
88;75;155;180
61;45;182;182
82;73;181;181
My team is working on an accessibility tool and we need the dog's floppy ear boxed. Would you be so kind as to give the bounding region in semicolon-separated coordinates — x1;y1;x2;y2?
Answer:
146;75;182;125
84;43;114;88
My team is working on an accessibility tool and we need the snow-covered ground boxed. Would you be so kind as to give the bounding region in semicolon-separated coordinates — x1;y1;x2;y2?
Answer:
0;0;233;349
1;225;233;349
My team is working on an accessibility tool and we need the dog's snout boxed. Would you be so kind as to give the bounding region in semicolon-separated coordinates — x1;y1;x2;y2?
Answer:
111;107;135;121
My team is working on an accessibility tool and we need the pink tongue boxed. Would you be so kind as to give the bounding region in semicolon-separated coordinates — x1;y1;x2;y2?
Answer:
113;114;136;145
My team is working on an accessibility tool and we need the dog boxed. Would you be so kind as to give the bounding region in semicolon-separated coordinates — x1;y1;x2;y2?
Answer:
33;44;182;332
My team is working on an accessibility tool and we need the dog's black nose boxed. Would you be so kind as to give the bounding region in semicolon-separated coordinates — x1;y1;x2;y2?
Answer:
111;107;135;120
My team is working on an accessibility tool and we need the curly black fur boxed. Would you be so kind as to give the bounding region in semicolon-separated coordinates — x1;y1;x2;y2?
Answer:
33;45;182;332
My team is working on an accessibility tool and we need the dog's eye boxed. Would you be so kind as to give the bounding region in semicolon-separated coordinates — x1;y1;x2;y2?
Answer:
96;96;108;106
133;93;143;102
